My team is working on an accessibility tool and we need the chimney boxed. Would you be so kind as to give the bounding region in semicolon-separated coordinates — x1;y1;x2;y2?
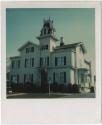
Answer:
60;37;64;46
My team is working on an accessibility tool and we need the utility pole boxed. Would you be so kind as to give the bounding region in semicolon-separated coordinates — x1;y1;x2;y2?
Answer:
48;78;51;96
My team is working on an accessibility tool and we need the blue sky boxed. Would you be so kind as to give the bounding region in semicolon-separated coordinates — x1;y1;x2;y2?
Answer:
6;8;95;74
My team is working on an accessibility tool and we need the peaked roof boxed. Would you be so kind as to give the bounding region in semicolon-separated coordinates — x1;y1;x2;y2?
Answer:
84;60;91;65
10;56;20;59
54;42;86;53
18;41;39;51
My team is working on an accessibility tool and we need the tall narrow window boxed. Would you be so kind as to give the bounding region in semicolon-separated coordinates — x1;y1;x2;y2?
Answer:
18;60;20;68
25;59;27;68
25;59;28;68
31;74;33;83
53;72;55;82
60;72;63;83
11;75;13;82
40;58;41;66
24;74;26;83
55;57;58;66
12;61;14;69
81;74;84;83
40;57;43;66
26;48;29;53
46;45;48;50
64;72;66;83
44;29;46;35
64;56;66;65
31;58;34;67
47;57;49;66
31;47;34;52
17;74;19;83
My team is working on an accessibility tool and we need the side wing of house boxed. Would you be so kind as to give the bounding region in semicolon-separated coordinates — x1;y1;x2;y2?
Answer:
50;47;76;85
76;44;92;88
10;41;40;85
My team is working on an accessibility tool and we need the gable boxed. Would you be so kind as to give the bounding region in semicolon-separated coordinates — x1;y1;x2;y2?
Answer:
54;42;86;53
79;44;86;54
18;41;39;52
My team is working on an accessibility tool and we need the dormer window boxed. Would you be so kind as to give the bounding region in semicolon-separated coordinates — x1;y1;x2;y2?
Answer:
26;48;29;53
31;47;34;52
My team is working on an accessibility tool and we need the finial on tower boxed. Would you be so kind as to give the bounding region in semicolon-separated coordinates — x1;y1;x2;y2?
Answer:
37;18;59;41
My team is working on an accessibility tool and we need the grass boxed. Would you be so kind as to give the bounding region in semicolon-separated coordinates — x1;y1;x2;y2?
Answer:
7;92;95;99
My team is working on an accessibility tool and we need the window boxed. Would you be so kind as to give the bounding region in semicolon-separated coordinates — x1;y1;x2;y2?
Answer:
55;57;58;66
24;74;26;83
31;47;34;52
30;74;33;83
40;57;43;66
60;72;66;83
46;45;48;50
31;58;34;67
53;72;55;82
25;59;28;68
61;57;63;65
18;60;20;68
25;59;27;68
60;56;66;66
64;72;66;83
17;74;19;83
64;56;66;65
11;75;13;82
81;74;84;83
26;48;29;53
44;29;46;35
47;57;49;66
12;61;15;69
40;45;48;51
60;72;64;83
48;29;51;34
40;46;43;51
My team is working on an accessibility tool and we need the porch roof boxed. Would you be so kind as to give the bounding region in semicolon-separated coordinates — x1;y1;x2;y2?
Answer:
78;68;89;71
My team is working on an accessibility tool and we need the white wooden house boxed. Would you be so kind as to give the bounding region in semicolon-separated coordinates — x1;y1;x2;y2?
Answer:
10;19;92;88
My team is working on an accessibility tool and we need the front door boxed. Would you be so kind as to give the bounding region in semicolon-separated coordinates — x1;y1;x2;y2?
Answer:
41;69;48;86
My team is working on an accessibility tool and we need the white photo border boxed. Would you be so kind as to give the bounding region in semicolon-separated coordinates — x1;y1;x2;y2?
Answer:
1;1;101;124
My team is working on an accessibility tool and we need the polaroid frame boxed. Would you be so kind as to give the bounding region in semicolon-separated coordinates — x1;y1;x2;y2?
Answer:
1;1;101;124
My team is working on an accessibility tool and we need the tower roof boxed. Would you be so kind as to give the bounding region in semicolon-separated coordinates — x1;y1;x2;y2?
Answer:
39;18;56;37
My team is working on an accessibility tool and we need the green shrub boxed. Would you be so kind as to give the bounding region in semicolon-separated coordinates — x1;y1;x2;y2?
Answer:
51;82;58;92
58;84;66;92
41;83;49;93
72;84;79;93
67;83;73;93
90;86;95;93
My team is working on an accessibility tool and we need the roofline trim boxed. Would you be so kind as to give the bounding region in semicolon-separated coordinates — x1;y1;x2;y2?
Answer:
18;41;39;51
37;34;59;41
10;56;20;59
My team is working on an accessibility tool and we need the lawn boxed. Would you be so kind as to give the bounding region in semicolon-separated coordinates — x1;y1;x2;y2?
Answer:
7;92;95;99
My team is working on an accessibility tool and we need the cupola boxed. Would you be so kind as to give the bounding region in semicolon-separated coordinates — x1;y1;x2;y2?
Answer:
40;18;56;36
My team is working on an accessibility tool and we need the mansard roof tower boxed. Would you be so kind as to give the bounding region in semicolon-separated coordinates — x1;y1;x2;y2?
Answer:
37;18;59;52
38;18;58;40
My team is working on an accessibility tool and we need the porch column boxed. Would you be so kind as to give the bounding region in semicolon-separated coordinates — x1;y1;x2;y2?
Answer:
74;49;78;84
89;62;92;87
